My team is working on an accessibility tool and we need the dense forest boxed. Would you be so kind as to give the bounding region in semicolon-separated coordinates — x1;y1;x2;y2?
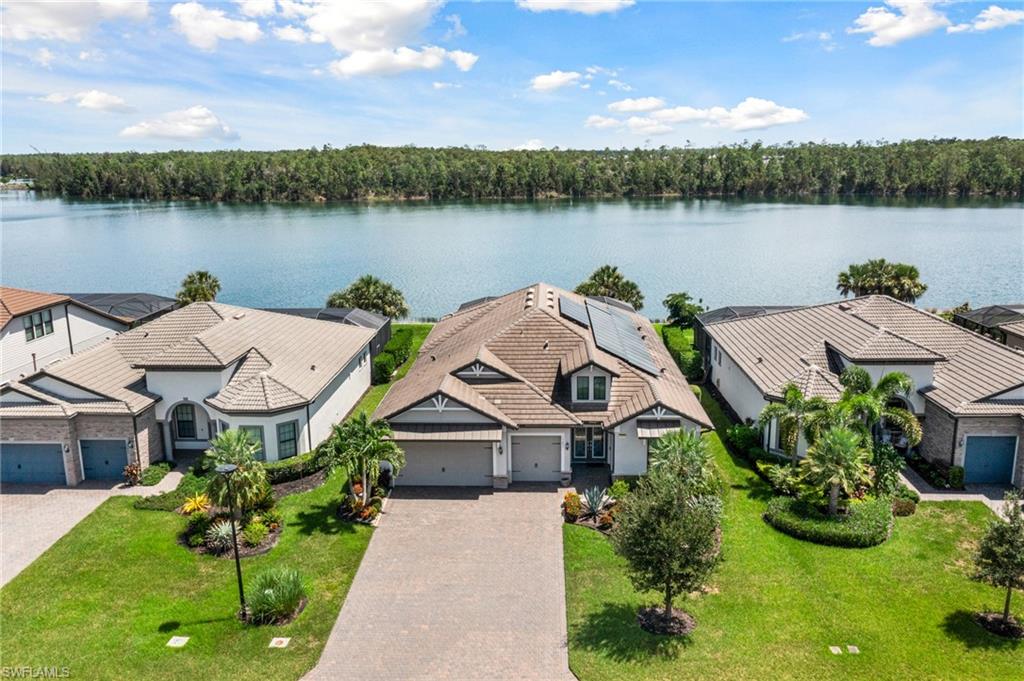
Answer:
2;138;1022;202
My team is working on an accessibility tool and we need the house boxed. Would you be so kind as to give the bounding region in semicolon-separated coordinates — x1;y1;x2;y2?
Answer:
1;286;129;384
65;292;179;328
694;305;796;374
0;303;373;486
953;304;1024;351
374;283;711;488
264;307;391;357
702;295;1024;487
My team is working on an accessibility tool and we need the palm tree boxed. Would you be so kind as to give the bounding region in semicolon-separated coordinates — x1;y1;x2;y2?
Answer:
836;258;927;302
801;426;873;517
758;384;829;467
574;265;644;310
204;429;269;512
176;270;221;304
834;366;922;447
662;291;705;327
326;275;409;319
648;429;718;496
323;413;405;504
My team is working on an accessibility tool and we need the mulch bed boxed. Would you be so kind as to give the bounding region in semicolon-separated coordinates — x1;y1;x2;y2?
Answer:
565;515;615;534
974;612;1024;639
182;524;282;559
637;606;696;636
271;469;327;499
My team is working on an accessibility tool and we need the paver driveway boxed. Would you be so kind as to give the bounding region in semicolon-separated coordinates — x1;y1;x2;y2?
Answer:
306;485;574;681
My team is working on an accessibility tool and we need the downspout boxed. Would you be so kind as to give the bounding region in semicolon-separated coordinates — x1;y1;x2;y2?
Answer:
305;404;313;452
64;303;75;354
950;415;959;467
131;412;143;467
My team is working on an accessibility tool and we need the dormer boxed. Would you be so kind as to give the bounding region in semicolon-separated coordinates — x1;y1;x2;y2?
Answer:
571;364;611;404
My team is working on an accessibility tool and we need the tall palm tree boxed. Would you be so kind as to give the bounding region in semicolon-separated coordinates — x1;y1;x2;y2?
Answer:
758;384;829;467
801;426;872;517
648;429;718;496
836;258;927;302
835;366;922;447
176;270;221;304
204;429;268;512
574;265;644;310
323;413;405;504
326;275;409;319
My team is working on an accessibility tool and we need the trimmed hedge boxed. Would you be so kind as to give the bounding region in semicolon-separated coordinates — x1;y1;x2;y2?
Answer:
764;496;893;548
660;325;703;381
265;450;325;485
372;352;396;385
384;327;414;365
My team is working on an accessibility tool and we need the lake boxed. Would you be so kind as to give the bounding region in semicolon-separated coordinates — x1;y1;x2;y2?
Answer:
1;192;1021;319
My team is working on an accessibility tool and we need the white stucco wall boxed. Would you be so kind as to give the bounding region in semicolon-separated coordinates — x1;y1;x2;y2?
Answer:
570;365;613;404
612;415;702;477
708;340;770;424
145;368;236;420
1;305;73;383
66;304;126;354
836;356;934;414
26;374;106;400
389;396;496;424
211;406;309;461
307;345;371;447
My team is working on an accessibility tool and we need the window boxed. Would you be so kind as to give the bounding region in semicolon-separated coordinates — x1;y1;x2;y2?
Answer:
174;404;196;439
575;375;590;401
277;421;298;459
592;375;607;401
240;425;265;461
23;309;54;341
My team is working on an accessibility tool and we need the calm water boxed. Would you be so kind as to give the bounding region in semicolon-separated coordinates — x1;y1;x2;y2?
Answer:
1;192;1021;318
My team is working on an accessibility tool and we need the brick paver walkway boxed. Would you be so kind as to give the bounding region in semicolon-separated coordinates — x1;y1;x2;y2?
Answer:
305;485;575;681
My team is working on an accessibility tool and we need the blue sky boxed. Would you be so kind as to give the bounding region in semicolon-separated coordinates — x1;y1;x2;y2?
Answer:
2;1;1022;153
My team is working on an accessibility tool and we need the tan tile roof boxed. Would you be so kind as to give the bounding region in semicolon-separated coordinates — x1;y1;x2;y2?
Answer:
389;424;503;441
1001;319;1024;337
0;287;69;328
636;420;684;439
375;283;710;430
705;295;1024;418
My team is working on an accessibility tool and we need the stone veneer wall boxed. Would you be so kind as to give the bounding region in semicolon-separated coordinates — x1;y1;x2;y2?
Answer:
920;401;956;466
921;400;1024;488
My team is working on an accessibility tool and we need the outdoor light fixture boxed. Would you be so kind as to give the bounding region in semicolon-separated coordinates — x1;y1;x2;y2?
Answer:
497;444;503;455
215;463;246;619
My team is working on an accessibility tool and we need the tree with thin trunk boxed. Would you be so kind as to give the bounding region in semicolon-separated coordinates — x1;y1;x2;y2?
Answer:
800;426;872;517
973;492;1024;626
836;258;927;302
574;265;645;310
176;270;221;304
806;366;922;447
204;429;269;512
648;429;719;497
758;383;829;468
323;413;405;504
326;274;409;319
662;291;705;327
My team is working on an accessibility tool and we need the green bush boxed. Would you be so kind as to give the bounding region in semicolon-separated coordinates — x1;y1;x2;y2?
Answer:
140;461;175;486
186;511;211;536
383;328;413;365
725;424;761;453
906;453;964;490
948;465;965;489
872;443;904;495
608;479;630;500
133;469;211;512
892;497;917;517
660;326;703;381
372;352;396;385
264;449;325;484
205;520;238;554
247;568;306;625
242;521;269;547
764;496;893;548
895;483;921;503
690;384;702;400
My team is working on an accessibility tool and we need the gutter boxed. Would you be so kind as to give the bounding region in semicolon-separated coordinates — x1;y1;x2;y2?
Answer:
306;403;313;451
64;303;75;354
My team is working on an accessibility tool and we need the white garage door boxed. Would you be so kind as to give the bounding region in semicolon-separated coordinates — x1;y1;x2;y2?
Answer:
512;434;562;482
396;441;493;486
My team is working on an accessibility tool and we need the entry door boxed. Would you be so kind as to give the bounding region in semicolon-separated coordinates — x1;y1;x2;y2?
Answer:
572;428;606;463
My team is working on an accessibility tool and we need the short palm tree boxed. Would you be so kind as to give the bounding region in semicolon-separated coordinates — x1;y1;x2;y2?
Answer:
758;384;829;467
326;274;409;319
574;265;644;310
836;258;927;302
204;429;269;512
323;413;405;504
801;426;872;517
648;429;717;496
176;270;221;304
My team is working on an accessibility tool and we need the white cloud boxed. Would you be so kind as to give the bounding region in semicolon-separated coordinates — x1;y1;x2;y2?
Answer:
584;114;621;129
37;89;134;113
782;30;838;51
234;0;275;17
847;1;949;47
530;70;581;91
32;48;56;68
626;116;673;135
651;97;808;131
515;139;545;150
329;45;475;78
443;14;466;40
586;65;618;76
37;93;72;104
608;96;665;113
120;105;237;140
303;0;441;52
78;48;105;61
432;81;461;90
948;5;1024;33
170;2;262;51
607;79;632;92
516;1;634;15
274;25;309;43
2;0;149;42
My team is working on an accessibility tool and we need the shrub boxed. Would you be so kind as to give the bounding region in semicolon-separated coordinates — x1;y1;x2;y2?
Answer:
690;385;702;400
261;507;283;529
725;424;761;454
608;479;630;500
264;449;325;484
597;511;614;528
372;352;396;385
247;568;306;625
205;520;239;554
871;443;904;496
181;493;211;515
242;521;269;547
948;465;965;489
906;452;963;490
186;511;211;535
563;492;582;520
764;496;893;548
892;497;917;516
122;463;142;486
895;483;921;503
758;462;801;496
582;486;607;518
141;462;174;486
187;533;205;548
383;327;414;365
661;326;703;381
134;469;211;512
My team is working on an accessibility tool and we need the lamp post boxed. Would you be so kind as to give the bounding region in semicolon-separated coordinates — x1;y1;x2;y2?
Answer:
215;463;246;619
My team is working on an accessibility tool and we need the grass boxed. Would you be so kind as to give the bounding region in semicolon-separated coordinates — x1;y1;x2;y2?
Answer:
351;322;432;420
564;392;1023;680
0;468;371;680
140;461;175;486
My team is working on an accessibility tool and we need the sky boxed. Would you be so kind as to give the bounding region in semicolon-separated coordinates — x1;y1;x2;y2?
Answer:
1;0;1022;153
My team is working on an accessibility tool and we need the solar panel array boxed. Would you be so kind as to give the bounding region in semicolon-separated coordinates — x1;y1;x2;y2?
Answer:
558;295;590;328
585;300;660;375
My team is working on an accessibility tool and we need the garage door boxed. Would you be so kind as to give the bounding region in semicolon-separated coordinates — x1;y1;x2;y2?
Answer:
964;436;1017;484
81;440;128;480
0;443;66;485
396;442;493;486
512;434;562;482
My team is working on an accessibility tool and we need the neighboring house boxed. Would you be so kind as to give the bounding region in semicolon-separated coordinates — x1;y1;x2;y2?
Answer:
953;304;1024;351
65;292;179;328
374;283;711;488
1;286;128;384
694;305;796;374
703;295;1024;488
265;307;391;357
0;303;373;486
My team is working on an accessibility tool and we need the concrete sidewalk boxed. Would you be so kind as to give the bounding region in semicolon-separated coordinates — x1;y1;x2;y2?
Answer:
900;467;1011;519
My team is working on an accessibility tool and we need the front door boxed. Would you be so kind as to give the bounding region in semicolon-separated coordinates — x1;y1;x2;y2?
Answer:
572;428;606;464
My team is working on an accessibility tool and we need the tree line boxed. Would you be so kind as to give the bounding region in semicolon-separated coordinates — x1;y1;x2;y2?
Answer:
2;138;1022;202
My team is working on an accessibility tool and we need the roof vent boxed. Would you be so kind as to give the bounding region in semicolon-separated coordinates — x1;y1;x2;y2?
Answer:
838;303;852;312
543;340;549;350
430;354;436;362
233;312;246;320
755;356;763;363
310;364;316;371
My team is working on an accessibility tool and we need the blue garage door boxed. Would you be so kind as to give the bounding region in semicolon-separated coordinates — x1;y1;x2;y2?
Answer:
964;436;1017;484
0;443;66;485
81;440;128;480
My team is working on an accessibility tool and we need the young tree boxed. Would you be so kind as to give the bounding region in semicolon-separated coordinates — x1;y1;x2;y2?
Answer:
662;291;706;327
836;258;927;302
611;471;722;623
574;265;644;310
176;270;221;304
326;275;409;319
322;413;406;504
800;426;872;517
758;383;829;467
835;366;922;446
204;429;269;512
648;429;718;496
974;492;1024;626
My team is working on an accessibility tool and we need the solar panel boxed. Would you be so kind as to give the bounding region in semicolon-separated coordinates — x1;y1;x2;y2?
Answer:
559;295;590;328
585;300;660;375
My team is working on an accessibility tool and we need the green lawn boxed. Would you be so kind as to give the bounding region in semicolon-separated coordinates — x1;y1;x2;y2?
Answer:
564;394;1023;681
0;469;371;680
351;322;433;420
